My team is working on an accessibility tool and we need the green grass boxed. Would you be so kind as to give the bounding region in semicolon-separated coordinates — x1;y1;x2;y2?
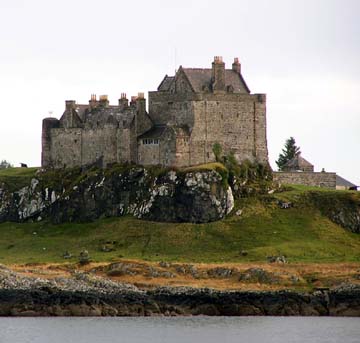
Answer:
0;167;39;192
1;171;359;265
0;192;359;264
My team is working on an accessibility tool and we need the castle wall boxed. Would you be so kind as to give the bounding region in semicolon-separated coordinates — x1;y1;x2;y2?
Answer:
138;128;178;166
148;92;194;126
117;128;131;163
175;135;190;167
189;93;268;166
81;125;118;167
253;94;268;164
148;92;268;167
42;118;60;167
49;128;82;168
160;129;177;166
273;172;336;189
138;141;161;165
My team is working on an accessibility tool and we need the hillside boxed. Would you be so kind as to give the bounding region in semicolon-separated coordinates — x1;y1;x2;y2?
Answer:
0;167;359;265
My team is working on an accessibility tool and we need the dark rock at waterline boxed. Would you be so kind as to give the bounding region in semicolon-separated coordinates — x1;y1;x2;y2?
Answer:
1;265;359;317
1;286;360;317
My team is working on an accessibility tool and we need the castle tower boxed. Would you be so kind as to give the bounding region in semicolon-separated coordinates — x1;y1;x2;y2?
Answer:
41;117;59;167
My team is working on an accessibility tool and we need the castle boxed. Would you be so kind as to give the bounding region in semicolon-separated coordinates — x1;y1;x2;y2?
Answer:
42;57;269;169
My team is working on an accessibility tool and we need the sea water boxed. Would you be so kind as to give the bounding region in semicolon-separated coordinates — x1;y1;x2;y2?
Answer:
0;317;359;343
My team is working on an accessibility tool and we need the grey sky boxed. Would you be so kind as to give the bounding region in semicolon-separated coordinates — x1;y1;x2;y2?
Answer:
0;0;359;184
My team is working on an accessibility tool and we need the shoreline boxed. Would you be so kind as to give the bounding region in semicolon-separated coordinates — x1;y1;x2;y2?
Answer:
1;263;359;317
1;286;360;317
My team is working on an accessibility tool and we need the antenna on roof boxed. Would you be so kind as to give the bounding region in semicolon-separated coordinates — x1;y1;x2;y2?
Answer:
174;47;177;74
48;111;53;117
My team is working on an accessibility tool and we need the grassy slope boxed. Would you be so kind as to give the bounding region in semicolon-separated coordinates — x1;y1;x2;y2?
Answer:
0;167;359;265
0;167;38;191
0;186;359;264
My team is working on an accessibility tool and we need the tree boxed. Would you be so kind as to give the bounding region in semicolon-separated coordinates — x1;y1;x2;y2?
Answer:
276;137;301;171
212;142;223;162
0;160;13;169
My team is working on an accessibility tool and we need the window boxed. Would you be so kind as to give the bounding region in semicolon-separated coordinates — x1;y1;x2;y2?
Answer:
142;139;159;145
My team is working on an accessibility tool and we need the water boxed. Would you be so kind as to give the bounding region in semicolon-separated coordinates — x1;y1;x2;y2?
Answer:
0;317;359;343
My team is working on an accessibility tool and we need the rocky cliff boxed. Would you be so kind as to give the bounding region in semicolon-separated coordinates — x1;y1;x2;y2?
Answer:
0;164;234;224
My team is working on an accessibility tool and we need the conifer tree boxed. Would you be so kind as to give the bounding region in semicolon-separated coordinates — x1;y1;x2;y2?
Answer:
276;137;301;171
0;160;13;169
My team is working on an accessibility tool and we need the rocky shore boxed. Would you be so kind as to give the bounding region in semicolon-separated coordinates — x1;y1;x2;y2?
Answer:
0;265;359;317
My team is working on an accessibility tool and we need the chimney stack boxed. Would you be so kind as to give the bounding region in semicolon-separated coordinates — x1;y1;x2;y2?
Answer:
211;56;225;92
118;93;128;111
99;95;109;107
65;100;76;110
136;92;146;114
89;94;97;109
232;57;241;74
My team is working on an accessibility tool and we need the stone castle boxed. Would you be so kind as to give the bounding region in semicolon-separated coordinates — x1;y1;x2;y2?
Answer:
42;57;269;169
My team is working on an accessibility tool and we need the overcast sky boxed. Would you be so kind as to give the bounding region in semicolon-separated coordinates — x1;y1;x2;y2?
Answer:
0;0;359;184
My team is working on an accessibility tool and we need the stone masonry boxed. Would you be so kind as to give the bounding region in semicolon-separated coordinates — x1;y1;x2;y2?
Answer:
273;171;337;188
42;57;269;169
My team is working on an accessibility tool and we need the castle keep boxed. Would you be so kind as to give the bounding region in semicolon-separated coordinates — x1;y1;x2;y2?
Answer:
42;57;269;169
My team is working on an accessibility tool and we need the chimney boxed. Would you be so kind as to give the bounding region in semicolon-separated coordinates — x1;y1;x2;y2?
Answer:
130;95;138;108
211;56;225;92
89;94;97;109
232;57;241;74
65;100;76;110
99;95;109;107
118;93;128;111
136;92;146;114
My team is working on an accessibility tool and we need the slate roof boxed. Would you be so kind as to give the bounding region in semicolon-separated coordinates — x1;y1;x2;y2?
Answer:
157;68;250;93
158;75;175;91
182;68;250;93
284;154;314;170
336;175;357;188
138;125;167;139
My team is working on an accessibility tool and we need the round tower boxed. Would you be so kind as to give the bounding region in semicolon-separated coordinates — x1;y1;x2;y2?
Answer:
41;117;59;167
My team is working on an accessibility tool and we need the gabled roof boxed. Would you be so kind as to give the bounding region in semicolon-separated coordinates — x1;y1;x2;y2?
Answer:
284;154;314;170
158;75;175;91
336;175;357;188
157;68;251;94
182;68;250;93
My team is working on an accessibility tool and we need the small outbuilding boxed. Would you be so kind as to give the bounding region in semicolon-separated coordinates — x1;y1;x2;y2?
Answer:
282;154;314;172
336;175;358;191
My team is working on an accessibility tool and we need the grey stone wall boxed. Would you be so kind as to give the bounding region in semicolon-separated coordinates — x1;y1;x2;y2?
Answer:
138;141;161;165
50;128;82;168
273;172;337;189
148;92;194;127
148;92;269;167
81;126;118;167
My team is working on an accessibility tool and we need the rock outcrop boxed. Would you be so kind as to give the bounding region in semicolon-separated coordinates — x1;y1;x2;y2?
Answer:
0;266;359;317
305;191;360;233
0;165;233;224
